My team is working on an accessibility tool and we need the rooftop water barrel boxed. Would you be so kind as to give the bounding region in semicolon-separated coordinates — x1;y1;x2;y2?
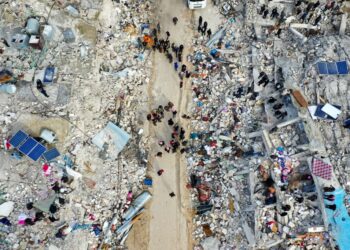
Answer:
26;18;40;35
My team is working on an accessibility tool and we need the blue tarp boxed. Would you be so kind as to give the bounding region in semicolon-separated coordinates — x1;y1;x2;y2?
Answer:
325;188;350;250
92;122;131;158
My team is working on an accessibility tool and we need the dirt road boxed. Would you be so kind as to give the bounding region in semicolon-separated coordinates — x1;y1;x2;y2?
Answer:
127;0;194;250
146;0;193;249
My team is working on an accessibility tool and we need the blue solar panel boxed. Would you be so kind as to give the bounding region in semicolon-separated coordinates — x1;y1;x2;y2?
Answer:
337;61;348;74
28;144;46;161
327;62;338;74
9;130;28;148
42;148;60;162
317;62;328;74
317;61;349;75
18;138;38;155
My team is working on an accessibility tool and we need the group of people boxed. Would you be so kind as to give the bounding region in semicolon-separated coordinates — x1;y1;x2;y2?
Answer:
151;27;184;63
296;0;341;25
174;61;191;81
147;99;190;199
151;20;192;83
258;71;270;88
267;96;288;120
259;5;286;22
151;21;183;61
147;103;176;126
22;176;70;227
156;122;188;155
198;16;211;38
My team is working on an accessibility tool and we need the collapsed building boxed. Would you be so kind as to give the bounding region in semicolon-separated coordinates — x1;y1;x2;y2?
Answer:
0;0;154;248
0;0;350;250
188;0;350;249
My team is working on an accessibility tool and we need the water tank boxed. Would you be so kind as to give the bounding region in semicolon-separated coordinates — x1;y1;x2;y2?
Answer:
26;18;40;35
40;129;56;143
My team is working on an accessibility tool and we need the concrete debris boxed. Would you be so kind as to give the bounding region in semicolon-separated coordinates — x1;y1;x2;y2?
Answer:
0;0;152;248
0;202;15;217
186;0;350;249
0;0;350;249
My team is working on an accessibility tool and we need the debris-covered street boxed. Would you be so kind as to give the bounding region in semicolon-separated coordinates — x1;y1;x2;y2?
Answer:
1;0;350;249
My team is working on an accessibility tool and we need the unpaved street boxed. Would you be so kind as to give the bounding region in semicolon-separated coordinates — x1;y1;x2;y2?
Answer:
127;0;194;249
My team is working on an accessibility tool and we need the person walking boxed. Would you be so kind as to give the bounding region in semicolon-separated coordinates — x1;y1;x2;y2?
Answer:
169;192;176;197
156;152;163;157
199;16;203;26
173;17;178;25
157;23;161;33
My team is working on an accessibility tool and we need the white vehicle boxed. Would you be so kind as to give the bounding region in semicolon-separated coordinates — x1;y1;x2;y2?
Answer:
188;0;207;9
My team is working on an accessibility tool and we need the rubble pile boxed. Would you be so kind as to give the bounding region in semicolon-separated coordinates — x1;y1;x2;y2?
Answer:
186;1;350;249
1;0;350;249
0;0;154;248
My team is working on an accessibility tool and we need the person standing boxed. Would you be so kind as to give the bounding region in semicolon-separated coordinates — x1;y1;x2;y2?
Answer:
207;29;212;38
179;44;184;52
173;17;178;25
168;118;174;126
157;169;164;176
169;192;175;197
201;26;207;36
166;31;170;39
172;109;177;118
174;62;179;71
36;79;49;98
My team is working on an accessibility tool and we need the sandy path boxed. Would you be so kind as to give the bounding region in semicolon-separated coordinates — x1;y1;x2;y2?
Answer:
147;0;194;250
127;1;194;249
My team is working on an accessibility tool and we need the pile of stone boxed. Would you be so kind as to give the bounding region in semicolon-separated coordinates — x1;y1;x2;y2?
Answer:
186;0;350;249
0;0;154;248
